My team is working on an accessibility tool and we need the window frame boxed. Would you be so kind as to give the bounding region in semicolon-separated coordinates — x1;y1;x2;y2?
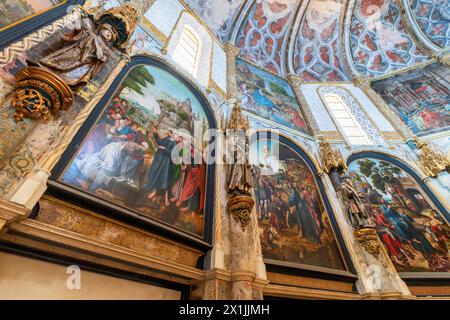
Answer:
172;24;201;77
321;91;373;146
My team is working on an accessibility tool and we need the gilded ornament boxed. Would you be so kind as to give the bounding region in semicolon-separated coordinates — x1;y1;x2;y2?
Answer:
12;67;73;121
413;136;450;177
318;137;347;173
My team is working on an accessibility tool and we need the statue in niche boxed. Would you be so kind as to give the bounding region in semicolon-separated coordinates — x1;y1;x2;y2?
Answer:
12;3;139;121
28;19;116;87
27;4;138;87
227;132;253;195
340;174;374;229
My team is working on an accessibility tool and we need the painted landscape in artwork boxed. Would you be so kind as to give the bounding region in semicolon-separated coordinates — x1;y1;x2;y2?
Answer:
236;58;311;135
61;64;210;236
251;139;345;270
348;158;450;272
371;63;450;135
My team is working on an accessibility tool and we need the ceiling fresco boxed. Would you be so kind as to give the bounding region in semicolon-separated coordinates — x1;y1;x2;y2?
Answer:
234;0;299;76
183;0;440;81
292;0;349;81
409;0;450;48
183;0;246;42
350;0;431;78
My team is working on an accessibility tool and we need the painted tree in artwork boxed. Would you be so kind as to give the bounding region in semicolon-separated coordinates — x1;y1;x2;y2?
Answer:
122;66;155;95
269;81;288;97
357;159;410;208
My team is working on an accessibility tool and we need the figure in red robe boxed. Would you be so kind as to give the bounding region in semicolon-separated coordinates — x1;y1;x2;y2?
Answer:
179;146;206;214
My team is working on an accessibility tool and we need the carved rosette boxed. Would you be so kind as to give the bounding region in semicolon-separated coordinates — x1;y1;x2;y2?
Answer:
227;194;255;231
354;227;380;257
12;67;73;121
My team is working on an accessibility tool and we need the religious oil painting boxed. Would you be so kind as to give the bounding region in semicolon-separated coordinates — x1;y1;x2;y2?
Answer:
235;59;311;135
60;64;211;237
250;138;346;270
347;158;450;272
371;63;450;136
0;0;65;30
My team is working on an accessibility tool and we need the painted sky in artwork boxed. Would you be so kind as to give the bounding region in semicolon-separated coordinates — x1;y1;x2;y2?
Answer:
410;0;450;48
350;0;431;77
293;0;349;81
236;58;311;134
123;65;207;122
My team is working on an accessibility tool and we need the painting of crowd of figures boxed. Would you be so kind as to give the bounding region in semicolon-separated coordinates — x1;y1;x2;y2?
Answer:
347;158;450;272
60;64;211;237
250;138;346;271
371;63;449;136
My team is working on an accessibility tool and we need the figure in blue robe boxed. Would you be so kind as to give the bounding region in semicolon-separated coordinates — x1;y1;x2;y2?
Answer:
381;204;435;257
145;129;177;205
289;187;320;243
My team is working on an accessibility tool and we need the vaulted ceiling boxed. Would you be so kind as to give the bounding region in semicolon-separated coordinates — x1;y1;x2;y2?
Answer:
183;0;449;81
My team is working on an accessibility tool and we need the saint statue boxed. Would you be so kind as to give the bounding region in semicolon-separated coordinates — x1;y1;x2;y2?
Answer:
340;175;373;229
27;4;139;87
227;133;253;195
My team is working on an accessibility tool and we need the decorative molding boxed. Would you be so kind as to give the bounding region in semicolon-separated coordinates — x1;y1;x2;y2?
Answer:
207;80;226;99
141;18;168;43
0;11;80;65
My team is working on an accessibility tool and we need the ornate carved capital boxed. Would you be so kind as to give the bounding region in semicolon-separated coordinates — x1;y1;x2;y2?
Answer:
354;227;380;257
438;53;450;67
286;73;302;86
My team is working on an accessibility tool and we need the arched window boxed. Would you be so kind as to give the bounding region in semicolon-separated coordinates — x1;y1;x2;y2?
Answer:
323;92;371;145
172;26;200;76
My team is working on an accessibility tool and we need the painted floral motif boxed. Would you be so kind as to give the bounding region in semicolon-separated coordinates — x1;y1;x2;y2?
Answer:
235;0;299;76
410;0;450;48
293;0;349;81
350;0;431;78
